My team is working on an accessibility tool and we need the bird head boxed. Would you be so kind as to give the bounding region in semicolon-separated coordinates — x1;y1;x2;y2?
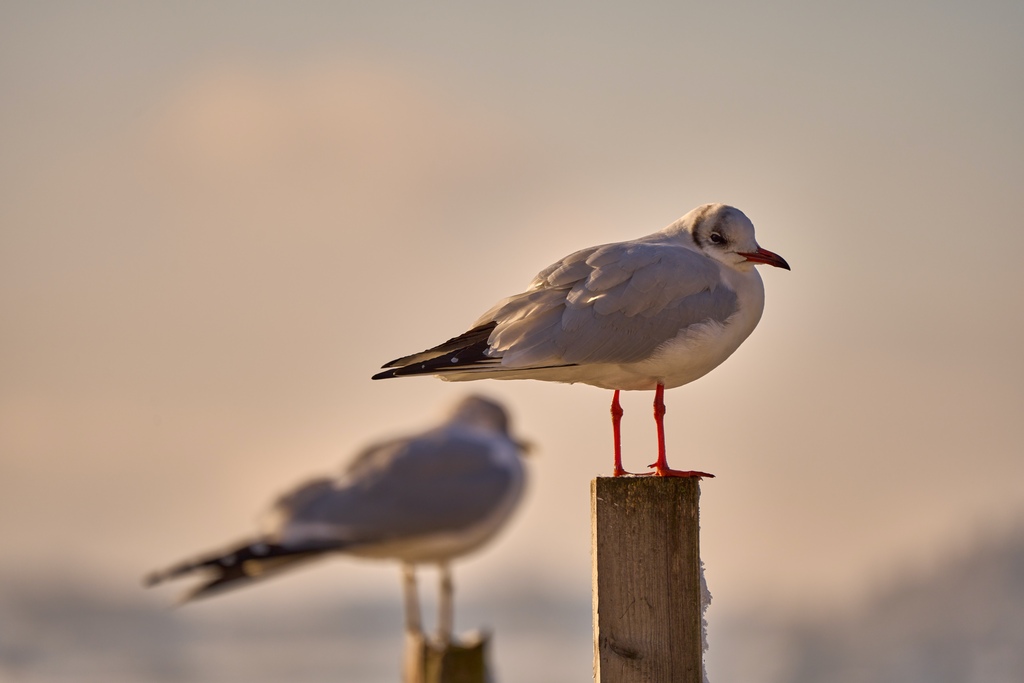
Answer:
447;394;533;453
685;203;791;273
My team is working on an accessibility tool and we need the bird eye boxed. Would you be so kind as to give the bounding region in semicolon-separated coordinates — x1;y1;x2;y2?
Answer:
709;232;725;245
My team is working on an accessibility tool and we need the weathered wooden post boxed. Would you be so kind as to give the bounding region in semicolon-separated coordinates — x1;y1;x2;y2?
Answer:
403;631;490;683
592;477;704;683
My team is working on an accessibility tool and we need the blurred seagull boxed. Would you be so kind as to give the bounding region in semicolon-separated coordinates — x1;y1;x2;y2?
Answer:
144;395;528;644
373;203;789;477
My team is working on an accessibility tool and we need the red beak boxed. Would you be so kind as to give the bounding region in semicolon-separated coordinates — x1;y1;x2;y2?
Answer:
738;247;790;270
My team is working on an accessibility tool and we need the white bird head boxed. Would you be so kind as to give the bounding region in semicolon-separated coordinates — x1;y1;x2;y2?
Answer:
681;203;791;273
446;394;533;453
447;394;512;434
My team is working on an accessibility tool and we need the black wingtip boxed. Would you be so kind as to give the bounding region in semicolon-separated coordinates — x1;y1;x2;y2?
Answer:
374;322;499;377
371;362;443;380
141;571;163;588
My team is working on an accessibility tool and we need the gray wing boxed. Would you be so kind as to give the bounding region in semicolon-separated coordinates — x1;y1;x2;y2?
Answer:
480;239;739;367
277;430;516;546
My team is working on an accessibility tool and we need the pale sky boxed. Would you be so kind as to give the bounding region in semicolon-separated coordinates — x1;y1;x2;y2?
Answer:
2;0;1023;625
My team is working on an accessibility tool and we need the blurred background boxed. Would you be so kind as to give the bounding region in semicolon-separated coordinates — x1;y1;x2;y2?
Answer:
2;1;1023;681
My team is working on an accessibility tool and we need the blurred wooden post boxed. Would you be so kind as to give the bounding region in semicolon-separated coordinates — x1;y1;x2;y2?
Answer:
403;631;489;683
592;477;703;683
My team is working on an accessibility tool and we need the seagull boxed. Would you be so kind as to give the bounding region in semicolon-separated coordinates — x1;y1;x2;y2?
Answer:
372;203;789;477
144;395;528;644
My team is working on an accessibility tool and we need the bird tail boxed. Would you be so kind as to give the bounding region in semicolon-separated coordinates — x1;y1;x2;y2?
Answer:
143;539;337;602
372;322;499;379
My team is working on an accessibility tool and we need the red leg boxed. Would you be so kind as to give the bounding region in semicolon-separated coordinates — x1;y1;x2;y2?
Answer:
646;383;715;479
611;390;626;477
650;383;670;471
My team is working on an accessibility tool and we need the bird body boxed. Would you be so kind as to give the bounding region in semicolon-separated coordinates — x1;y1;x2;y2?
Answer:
374;204;780;390
273;425;525;564
373;204;789;476
145;395;527;607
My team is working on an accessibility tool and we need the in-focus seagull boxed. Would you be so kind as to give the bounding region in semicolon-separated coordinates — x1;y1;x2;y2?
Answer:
372;203;789;477
144;395;528;644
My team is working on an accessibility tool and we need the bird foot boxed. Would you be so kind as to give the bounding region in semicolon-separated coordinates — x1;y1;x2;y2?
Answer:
642;464;715;478
612;465;714;478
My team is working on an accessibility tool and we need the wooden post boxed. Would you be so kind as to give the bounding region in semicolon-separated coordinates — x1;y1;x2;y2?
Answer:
403;631;489;683
592;477;703;683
